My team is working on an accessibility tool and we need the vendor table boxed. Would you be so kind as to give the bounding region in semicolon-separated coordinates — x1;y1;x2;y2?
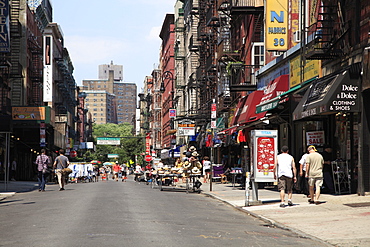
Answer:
154;174;182;191
185;174;202;193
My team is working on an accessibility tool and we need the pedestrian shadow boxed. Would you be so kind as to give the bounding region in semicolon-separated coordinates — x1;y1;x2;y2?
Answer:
0;199;26;205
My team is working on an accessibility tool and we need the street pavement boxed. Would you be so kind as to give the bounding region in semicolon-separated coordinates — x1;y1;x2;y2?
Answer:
1;179;370;247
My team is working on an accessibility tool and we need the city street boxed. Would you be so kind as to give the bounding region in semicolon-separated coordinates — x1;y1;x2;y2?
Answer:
0;178;329;247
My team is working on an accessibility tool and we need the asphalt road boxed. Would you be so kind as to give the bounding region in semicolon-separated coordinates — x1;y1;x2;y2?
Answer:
0;178;330;247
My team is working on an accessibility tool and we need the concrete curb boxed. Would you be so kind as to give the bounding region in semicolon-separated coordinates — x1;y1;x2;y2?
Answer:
202;191;334;247
0;192;16;201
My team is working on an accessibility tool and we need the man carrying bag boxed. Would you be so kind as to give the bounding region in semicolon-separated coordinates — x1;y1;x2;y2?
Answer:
53;149;70;191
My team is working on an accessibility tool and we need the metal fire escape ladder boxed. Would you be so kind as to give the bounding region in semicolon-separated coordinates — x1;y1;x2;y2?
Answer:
28;34;43;106
305;4;350;60
10;0;24;106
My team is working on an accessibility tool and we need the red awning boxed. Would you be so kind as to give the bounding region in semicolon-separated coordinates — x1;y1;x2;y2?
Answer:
259;74;290;105
238;90;266;124
235;75;290;125
230;96;247;126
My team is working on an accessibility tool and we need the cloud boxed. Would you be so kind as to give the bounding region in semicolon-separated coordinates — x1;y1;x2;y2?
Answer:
63;35;129;65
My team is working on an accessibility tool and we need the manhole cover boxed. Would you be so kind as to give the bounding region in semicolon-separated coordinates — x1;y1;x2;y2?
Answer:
344;202;370;208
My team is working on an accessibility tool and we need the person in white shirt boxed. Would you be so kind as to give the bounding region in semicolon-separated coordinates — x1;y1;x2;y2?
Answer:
202;156;211;183
299;148;310;196
273;146;297;208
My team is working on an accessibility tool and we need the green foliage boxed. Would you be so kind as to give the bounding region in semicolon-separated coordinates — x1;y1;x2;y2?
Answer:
83;123;145;165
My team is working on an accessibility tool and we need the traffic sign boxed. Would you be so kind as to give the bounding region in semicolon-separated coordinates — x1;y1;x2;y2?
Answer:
145;155;152;162
70;150;77;158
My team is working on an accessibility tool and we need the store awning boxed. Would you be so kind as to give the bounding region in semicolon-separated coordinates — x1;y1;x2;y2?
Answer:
253;74;289;114
238;90;266;124
230;96;247;126
256;77;317;113
217;126;238;135
293;70;360;121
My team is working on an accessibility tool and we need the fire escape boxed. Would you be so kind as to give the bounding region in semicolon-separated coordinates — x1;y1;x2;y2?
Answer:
217;0;264;110
28;34;43;106
305;4;349;60
196;0;218;124
183;0;200;118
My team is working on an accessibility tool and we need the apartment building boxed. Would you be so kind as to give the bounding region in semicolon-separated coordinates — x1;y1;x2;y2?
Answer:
83;64;137;125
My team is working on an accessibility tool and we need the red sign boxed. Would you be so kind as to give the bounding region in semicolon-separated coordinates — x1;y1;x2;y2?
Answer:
211;103;217;119
70;150;77;158
145;155;152;162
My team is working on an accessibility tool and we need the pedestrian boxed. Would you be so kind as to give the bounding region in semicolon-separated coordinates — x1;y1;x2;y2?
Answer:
305;145;324;205
113;162;121;181
121;164;127;182
157;159;164;169
298;148;310;196
10;158;17;181
321;144;335;194
134;163;143;182
53;149;70;191
202;156;211;183
273;146;297;208
35;149;49;192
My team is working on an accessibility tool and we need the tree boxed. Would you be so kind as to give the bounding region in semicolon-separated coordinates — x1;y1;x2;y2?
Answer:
86;123;144;165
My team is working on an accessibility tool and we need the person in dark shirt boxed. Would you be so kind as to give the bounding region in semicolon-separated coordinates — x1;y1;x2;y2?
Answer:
321;145;335;194
53;149;70;191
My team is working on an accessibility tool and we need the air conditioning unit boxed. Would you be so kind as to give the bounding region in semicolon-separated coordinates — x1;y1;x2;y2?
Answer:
293;31;301;43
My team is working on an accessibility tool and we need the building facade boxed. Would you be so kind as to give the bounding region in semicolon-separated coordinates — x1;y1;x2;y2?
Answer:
141;0;370;194
98;61;124;81
83;64;137;125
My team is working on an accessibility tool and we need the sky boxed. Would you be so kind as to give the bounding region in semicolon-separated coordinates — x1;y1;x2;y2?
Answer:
52;0;175;92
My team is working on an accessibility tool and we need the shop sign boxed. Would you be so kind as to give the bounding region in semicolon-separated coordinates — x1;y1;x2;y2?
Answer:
178;120;195;136
0;0;10;53
43;36;53;102
266;0;288;51
290;56;321;88
107;154;119;158
328;83;359;112
13;106;46;120
306;131;325;146
169;109;176;118
97;137;120;145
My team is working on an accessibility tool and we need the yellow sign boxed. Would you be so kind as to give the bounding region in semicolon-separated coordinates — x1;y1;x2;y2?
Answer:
290;56;321;87
266;0;288;51
12;107;46;120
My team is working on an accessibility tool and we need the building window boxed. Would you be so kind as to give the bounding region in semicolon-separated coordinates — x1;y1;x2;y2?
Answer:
252;42;265;67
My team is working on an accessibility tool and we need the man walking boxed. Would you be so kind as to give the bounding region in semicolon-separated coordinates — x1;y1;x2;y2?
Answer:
35;149;49;192
273;146;297;208
305;145;324;204
53;149;70;191
299;148;310;196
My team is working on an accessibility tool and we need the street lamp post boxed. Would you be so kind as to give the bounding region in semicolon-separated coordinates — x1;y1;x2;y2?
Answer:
161;71;176;165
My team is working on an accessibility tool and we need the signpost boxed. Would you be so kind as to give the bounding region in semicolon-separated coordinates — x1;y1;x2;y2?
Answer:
145;155;153;162
70;150;77;158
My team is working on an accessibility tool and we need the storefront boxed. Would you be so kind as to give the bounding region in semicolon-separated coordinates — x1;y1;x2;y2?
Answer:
292;68;360;193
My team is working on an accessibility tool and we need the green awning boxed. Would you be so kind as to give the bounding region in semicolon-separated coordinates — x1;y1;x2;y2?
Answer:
255;77;317;114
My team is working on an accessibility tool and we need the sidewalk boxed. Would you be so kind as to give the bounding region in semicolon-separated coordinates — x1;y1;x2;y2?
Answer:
200;182;370;247
0;180;39;201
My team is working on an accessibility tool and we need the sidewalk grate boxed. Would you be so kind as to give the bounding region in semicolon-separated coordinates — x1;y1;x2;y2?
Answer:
344;202;370;208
